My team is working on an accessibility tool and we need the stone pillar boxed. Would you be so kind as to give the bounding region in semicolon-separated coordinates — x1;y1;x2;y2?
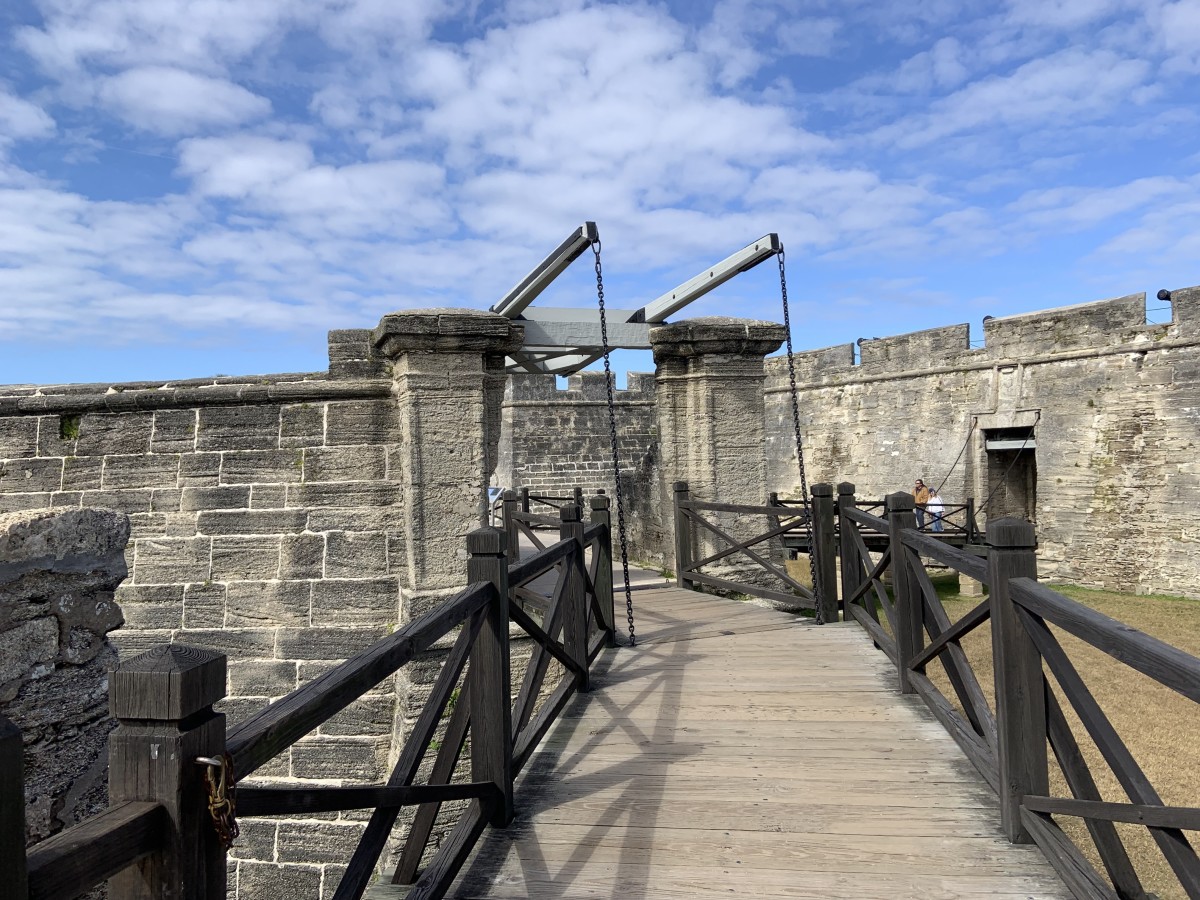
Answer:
373;309;524;616
650;317;785;580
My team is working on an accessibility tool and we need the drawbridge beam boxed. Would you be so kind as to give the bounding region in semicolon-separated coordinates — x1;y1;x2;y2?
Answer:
492;225;780;375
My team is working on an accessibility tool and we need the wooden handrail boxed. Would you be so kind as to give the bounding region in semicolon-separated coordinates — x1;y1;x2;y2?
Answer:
26;801;167;900
680;498;809;517
510;510;560;528
228;582;492;779
1010;577;1200;703
900;529;989;582
843;505;888;530
508;536;574;587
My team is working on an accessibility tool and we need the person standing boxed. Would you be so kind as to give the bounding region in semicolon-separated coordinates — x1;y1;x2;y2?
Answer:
927;487;945;533
913;479;930;529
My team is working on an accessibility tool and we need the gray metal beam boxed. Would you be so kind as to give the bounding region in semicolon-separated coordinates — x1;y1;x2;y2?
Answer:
519;319;651;351
637;233;780;323
491;222;599;318
516;306;640;323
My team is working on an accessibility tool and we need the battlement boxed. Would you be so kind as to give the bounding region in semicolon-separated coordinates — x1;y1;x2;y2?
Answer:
771;284;1200;385
503;371;656;405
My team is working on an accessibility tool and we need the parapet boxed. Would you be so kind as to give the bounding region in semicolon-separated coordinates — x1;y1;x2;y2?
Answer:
327;329;391;378
858;325;972;372
773;284;1200;385
983;292;1147;357
504;372;656;405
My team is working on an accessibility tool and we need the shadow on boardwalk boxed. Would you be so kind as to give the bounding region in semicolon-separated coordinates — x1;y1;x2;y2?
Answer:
447;580;1070;899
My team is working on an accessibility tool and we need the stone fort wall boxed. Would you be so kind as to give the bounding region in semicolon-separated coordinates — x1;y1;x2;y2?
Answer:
0;329;405;896
496;372;656;501
764;285;1200;597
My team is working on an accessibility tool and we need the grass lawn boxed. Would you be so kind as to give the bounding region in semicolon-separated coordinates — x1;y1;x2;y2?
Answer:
923;575;1200;900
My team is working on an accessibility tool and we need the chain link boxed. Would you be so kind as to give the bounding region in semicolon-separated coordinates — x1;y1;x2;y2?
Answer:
593;240;636;647
198;753;239;850
779;248;825;624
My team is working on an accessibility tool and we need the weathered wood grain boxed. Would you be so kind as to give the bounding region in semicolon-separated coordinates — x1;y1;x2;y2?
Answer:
418;581;1069;899
228;583;490;779
26;801;165;900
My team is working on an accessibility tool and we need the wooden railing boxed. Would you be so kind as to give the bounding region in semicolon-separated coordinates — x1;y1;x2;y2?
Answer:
499;486;597;553
839;486;1200;900
489;486;585;533
672;480;832;619
672;481;982;625
2;500;615;900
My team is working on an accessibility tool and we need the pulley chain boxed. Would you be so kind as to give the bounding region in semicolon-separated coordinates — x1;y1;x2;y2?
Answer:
593;239;636;647
779;247;825;624
197;753;239;850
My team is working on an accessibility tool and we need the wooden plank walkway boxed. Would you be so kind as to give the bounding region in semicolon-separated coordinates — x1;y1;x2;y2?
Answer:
437;582;1070;899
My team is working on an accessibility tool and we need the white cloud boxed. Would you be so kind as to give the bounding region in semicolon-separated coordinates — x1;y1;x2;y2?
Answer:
1157;0;1200;70
178;136;314;197
1009;176;1191;230
775;18;843;58
0;0;1197;360
99;67;271;134
0;89;55;144
876;48;1152;148
1003;0;1128;29
17;0;300;77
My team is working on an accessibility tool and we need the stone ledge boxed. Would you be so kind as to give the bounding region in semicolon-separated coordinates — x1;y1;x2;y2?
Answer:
0;380;392;417
373;309;524;356
650;317;786;360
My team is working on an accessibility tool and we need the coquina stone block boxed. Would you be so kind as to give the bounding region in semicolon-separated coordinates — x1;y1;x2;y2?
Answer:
0;507;129;846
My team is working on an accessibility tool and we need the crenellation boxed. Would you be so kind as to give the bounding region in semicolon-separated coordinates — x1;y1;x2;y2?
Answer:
984;292;1149;357
858;324;972;372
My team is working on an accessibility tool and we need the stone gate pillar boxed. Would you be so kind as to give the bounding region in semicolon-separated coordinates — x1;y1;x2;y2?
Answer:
373;309;523;614
650;317;785;579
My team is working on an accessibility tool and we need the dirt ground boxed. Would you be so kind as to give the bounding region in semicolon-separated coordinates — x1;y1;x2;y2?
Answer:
924;576;1200;900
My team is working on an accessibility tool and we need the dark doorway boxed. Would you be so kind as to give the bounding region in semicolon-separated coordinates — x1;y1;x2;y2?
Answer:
984;427;1037;522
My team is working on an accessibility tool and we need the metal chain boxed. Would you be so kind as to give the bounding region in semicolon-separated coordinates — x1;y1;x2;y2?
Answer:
197;753;239;850
778;247;825;624
593;239;636;647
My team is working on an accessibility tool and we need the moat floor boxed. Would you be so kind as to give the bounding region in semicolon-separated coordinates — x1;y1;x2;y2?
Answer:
428;583;1070;899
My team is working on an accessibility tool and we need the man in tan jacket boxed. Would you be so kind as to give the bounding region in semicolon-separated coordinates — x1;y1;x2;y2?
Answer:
913;479;930;529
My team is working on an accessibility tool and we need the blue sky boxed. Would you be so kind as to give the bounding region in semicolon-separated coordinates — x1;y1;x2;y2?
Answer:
1;0;1198;386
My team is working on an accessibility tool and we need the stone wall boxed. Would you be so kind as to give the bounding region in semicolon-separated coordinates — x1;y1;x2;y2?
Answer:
765;285;1200;596
0;507;128;845
0;329;406;896
495;372;656;499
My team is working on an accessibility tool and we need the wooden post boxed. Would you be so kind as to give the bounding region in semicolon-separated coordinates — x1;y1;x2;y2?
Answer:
573;486;584;509
886;492;921;693
966;498;979;542
108;644;227;900
519;487;530;515
987;518;1046;844
590;492;616;647
810;483;839;624
466;527;514;827
0;716;29;900
560;506;590;692
673;481;692;589
836;482;859;622
501;489;519;564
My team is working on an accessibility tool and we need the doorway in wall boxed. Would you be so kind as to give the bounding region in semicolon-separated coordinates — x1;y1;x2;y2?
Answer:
984;427;1037;522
